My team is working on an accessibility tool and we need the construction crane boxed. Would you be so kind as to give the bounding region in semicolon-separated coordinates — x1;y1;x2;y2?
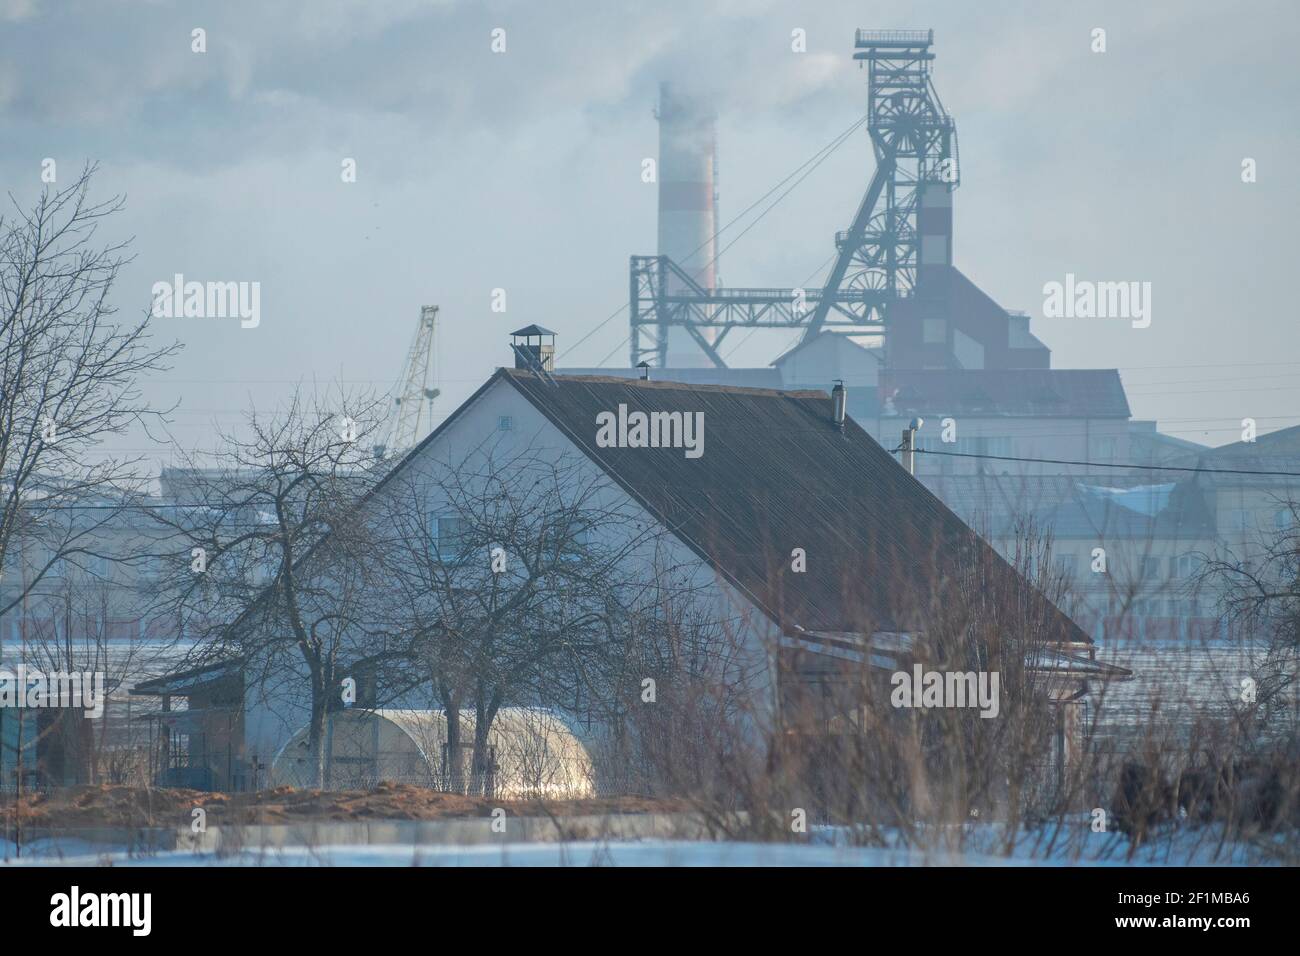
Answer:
376;305;440;459
630;29;958;368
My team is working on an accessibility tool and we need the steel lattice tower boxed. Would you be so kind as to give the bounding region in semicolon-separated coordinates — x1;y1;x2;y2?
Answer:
806;29;959;336
629;29;959;368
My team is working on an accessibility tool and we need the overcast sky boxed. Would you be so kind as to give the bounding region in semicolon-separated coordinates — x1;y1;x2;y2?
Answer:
3;0;1298;464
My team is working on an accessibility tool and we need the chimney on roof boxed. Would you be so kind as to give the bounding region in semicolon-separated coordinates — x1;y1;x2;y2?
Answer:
510;326;556;373
901;417;924;475
831;380;846;431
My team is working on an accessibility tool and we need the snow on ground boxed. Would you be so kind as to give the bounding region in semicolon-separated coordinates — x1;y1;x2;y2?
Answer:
3;823;1285;866
3;841;980;867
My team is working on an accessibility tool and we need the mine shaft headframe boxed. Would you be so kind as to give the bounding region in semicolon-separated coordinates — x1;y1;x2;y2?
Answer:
854;29;957;183
800;29;959;343
626;29;957;368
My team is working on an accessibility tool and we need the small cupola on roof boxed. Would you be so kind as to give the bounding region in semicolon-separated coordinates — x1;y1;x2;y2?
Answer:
510;325;556;373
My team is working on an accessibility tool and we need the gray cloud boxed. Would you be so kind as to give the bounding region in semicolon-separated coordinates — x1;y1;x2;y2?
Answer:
3;0;1299;458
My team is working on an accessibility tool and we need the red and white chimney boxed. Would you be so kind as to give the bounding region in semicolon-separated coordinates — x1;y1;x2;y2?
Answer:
657;82;718;367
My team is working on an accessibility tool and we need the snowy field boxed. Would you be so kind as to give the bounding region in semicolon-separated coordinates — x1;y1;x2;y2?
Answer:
3;824;1284;867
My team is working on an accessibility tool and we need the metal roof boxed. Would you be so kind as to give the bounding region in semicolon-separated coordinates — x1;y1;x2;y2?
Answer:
1009;480;1215;540
130;659;243;696
202;367;1093;660
502;369;1090;643
880;369;1132;419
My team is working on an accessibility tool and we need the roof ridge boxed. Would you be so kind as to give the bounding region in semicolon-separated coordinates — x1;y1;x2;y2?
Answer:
515;368;830;399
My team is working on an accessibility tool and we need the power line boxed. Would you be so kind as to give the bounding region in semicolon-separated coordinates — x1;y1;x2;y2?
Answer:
138;360;1300;385
558;111;870;363
723;249;841;361
703;120;870;364
593;335;630;367
556;302;628;362
1122;372;1300;389
1116;360;1300;371
913;448;1300;478
1123;384;1300;397
709;116;867;268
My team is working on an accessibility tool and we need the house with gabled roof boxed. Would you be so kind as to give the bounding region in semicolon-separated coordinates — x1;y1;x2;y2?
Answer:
133;333;1128;791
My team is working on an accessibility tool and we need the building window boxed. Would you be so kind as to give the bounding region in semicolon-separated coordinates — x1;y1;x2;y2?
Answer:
982;436;1012;457
89;554;112;581
498;416;513;431
1089;437;1118;462
1172;553;1201;578
435;516;468;557
914;436;951;474
543;523;590;561
1140;556;1162;580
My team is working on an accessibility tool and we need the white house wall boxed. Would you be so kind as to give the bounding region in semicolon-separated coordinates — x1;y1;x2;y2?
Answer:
244;374;782;765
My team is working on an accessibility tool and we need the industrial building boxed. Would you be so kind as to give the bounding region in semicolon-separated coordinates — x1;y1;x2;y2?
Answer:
578;26;1300;657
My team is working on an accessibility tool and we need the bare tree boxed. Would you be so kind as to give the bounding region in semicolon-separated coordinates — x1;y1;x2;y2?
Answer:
0;165;177;794
374;440;722;795
0;164;178;618
146;388;388;788
1201;498;1300;725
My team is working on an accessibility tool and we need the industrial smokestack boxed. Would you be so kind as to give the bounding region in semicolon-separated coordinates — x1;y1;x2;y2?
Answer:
657;82;718;367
